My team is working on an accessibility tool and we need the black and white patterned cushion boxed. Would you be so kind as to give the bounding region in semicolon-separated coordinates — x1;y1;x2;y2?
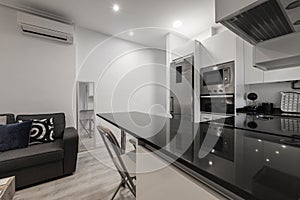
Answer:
20;118;55;144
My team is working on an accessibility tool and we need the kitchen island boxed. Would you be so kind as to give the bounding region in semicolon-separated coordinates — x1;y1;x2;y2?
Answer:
98;112;300;200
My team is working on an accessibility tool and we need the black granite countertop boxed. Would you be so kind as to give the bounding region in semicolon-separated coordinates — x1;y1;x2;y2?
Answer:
98;112;300;200
213;112;300;140
236;108;300;118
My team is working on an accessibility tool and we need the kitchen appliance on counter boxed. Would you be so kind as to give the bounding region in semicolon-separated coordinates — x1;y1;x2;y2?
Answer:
200;61;235;115
281;91;300;113
170;55;194;121
262;103;274;114
238;92;275;114
244;92;260;112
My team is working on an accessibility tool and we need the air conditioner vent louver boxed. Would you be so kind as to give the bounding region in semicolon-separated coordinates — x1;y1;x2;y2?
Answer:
17;12;74;44
221;0;294;44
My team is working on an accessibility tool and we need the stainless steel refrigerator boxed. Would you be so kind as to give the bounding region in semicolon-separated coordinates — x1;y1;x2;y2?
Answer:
170;55;194;121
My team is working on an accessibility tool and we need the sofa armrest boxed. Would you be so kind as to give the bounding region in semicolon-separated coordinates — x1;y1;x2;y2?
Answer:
63;127;78;175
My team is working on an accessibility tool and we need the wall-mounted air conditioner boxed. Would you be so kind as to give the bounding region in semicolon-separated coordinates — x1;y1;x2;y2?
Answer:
17;12;74;44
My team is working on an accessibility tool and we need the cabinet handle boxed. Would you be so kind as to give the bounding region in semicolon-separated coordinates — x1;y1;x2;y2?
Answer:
170;97;174;113
201;95;234;98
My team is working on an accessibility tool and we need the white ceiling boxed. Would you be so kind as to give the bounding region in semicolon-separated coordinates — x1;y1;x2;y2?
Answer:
0;0;216;48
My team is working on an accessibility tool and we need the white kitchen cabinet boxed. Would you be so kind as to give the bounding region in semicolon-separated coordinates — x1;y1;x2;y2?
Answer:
199;31;236;68
255;33;300;64
244;42;264;84
172;40;199;61
255;33;300;83
264;67;300;83
136;145;226;200
244;33;300;84
199;30;247;108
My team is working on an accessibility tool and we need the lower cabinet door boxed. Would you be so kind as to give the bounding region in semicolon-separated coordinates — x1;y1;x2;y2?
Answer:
136;145;226;200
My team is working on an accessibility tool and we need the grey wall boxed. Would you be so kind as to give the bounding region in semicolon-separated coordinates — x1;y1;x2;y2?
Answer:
248;82;297;108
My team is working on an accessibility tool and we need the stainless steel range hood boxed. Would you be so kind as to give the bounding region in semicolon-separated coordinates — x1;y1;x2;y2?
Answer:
216;0;300;45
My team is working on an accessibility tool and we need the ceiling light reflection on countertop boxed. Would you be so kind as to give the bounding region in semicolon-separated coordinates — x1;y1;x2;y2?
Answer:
129;31;134;36
173;20;183;28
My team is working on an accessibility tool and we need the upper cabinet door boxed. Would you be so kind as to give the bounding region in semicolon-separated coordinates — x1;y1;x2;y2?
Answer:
215;0;260;22
255;32;300;83
264;67;300;83
244;42;264;84
199;31;236;68
255;33;300;63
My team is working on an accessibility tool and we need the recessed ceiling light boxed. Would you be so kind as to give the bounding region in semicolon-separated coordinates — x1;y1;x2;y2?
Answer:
113;4;120;12
173;20;183;28
129;31;134;36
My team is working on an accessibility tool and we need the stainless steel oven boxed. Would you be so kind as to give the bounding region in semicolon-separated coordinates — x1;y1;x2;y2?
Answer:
200;94;235;115
200;61;234;95
200;61;235;115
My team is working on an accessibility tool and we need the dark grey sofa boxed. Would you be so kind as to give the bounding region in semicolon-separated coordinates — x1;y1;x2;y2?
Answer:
0;113;78;189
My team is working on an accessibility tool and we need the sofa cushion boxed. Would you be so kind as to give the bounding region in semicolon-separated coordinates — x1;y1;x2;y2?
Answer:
0;116;6;125
0;114;15;124
19;118;55;144
0;139;63;172
16;113;65;139
0;121;32;152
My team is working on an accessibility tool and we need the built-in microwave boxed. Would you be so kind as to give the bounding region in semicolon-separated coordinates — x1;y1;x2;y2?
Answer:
200;61;235;95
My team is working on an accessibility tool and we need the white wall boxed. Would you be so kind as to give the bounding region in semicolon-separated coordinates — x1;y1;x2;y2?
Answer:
76;27;167;116
0;6;167;129
0;6;76;126
248;82;296;108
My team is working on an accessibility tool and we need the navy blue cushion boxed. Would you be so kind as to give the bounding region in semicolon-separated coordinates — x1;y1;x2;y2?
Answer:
0;121;32;152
